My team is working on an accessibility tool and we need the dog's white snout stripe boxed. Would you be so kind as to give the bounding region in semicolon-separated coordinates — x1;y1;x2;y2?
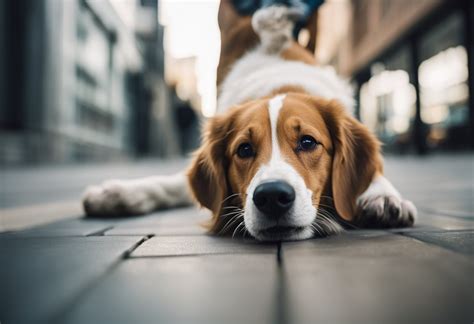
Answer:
268;94;286;163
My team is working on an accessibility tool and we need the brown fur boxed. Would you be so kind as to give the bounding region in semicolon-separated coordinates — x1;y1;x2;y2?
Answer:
216;0;259;89
280;41;317;65
303;9;318;53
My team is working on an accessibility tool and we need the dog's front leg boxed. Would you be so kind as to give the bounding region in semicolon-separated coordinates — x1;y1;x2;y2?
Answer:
82;173;193;217
355;174;417;228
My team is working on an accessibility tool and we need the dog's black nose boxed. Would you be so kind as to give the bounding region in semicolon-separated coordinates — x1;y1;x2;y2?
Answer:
253;180;295;216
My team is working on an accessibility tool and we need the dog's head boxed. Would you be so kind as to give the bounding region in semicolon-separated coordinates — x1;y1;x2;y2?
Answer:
188;93;381;241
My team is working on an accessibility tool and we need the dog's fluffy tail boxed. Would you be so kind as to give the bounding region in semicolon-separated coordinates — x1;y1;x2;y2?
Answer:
251;5;303;54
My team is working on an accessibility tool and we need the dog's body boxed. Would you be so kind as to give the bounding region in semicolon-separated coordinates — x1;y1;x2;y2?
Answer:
83;3;416;241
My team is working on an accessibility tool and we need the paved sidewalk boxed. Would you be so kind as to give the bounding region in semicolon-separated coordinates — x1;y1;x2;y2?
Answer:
1;155;473;324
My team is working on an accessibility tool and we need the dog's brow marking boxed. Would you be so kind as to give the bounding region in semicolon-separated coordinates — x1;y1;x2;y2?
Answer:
268;94;286;163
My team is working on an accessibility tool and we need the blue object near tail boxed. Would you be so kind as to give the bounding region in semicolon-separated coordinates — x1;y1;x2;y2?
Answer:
232;0;323;20
231;0;323;36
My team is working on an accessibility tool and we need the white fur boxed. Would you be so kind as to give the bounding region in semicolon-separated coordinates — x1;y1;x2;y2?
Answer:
269;94;286;158
218;52;354;115
82;173;192;216
244;95;315;241
251;5;294;54
358;176;401;202
357;175;417;223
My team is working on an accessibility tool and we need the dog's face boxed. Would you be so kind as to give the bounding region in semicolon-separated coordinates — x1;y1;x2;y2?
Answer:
188;93;380;241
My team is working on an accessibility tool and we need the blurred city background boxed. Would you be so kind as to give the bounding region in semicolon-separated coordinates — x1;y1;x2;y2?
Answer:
0;0;473;165
1;3;473;322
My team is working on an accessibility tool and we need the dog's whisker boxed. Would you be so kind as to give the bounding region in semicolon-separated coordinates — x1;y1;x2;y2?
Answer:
232;220;245;238
319;195;335;201
222;205;242;210
219;216;241;235
221;205;243;211
316;202;337;212
217;215;237;235
221;193;242;205
222;210;243;216
315;209;343;235
315;212;330;235
219;213;244;235
319;205;360;230
311;222;323;236
241;225;250;239
219;210;243;219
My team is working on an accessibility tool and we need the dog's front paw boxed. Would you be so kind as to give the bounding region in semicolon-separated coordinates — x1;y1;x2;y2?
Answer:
356;195;417;228
82;180;156;217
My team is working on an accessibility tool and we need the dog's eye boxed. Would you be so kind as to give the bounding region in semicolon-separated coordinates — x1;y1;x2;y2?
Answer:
297;135;318;151
237;143;255;158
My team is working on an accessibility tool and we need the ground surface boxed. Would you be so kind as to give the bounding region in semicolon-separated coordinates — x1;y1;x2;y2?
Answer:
1;155;473;324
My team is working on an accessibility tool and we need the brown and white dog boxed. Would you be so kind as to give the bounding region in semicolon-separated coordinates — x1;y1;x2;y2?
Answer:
83;3;416;241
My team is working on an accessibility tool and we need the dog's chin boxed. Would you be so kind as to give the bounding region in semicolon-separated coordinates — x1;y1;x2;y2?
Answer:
251;225;313;242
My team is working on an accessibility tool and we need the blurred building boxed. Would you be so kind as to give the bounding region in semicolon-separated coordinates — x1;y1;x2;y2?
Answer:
166;56;202;111
0;0;180;164
165;56;202;154
319;0;473;154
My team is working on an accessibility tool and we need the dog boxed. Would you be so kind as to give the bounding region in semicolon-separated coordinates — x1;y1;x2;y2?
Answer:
83;3;416;241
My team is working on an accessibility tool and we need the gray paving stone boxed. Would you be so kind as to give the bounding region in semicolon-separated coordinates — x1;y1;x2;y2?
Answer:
60;254;278;324
384;155;474;216
387;224;440;233
105;223;206;236
9;217;114;237
343;229;392;237
1;159;190;208
131;235;275;257
109;207;210;227
405;193;473;217
0;236;143;323
416;196;474;217
402;230;474;255
415;212;474;230
104;207;210;236
281;233;474;324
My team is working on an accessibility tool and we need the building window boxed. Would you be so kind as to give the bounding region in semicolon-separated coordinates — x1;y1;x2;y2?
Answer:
360;68;416;150
359;45;416;151
417;11;469;150
418;46;469;149
75;1;113;133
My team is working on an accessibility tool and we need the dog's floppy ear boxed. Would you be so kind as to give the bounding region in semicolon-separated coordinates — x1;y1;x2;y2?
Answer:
320;100;382;221
187;112;234;230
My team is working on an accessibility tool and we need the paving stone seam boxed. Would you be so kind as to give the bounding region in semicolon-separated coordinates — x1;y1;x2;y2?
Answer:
122;235;154;259
86;226;115;236
129;250;278;259
274;252;290;324
48;235;151;324
105;233;204;237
